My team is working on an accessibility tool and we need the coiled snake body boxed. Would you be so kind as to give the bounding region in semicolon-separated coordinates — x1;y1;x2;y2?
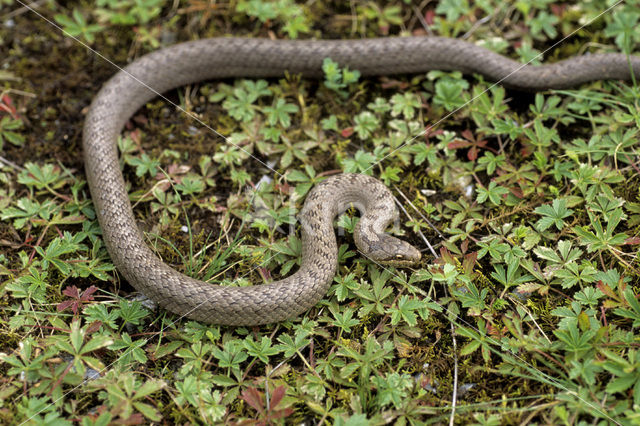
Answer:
83;37;640;325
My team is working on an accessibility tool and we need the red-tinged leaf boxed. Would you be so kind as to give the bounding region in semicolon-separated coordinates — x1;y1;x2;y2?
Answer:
380;78;410;90
1;94;13;107
425;9;435;25
447;139;471;150
341;127;354;138
86;321;102;334
120;412;145;425
166;163;191;175
486;322;498;335
57;300;76;313
487;323;507;338
423;127;443;140
241;387;265;414
468;145;478;161
412;28;428;36
270;385;286;408
624;237;640;245
60;286;98;314
0;103;13;116
462;251;478;276
132;114;149;126
0;94;19;119
62;285;80;298
597;281;619;300
461;129;474;140
129;128;142;144
258;267;272;282
439;247;456;265
268;408;294;420
81;285;99;302
550;3;566;16
275;181;292;194
619;280;628;293
509;187;524;199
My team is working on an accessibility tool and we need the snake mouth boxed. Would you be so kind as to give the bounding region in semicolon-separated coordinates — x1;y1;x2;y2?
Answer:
377;247;422;267
377;258;421;267
383;260;421;267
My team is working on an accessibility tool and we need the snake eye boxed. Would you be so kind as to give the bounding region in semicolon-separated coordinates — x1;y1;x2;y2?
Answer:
395;254;404;259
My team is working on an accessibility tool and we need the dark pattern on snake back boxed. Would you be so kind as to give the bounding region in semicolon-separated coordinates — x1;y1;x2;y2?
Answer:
83;37;640;325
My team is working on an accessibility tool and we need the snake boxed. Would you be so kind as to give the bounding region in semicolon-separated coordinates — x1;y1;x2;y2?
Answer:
83;36;640;325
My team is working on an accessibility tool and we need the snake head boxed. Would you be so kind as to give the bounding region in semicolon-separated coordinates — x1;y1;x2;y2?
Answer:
365;235;422;266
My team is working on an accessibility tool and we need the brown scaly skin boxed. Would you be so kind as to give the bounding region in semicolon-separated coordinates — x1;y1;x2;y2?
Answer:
83;37;640;325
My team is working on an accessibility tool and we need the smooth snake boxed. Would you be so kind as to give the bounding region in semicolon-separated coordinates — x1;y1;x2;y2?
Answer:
83;37;640;325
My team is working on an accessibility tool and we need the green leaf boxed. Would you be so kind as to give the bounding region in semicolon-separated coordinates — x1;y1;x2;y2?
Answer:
476;181;509;205
211;374;239;386
435;0;470;21
329;306;360;333
606;375;636;393
81;335;114;354
390;92;422;119
263;98;299;127
133;401;162;422
353;111;380;140
134;379;165;399
244;336;280;363
534;199;573;231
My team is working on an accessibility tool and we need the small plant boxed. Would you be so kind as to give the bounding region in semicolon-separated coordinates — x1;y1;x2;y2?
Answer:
57;285;99;315
240;385;294;425
358;2;403;34
90;372;165;423
534;199;574;232
54;9;104;43
322;58;361;98
604;8;640;52
95;0;164;25
0;115;24;150
428;71;469;111
476;181;509;206
236;0;311;38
